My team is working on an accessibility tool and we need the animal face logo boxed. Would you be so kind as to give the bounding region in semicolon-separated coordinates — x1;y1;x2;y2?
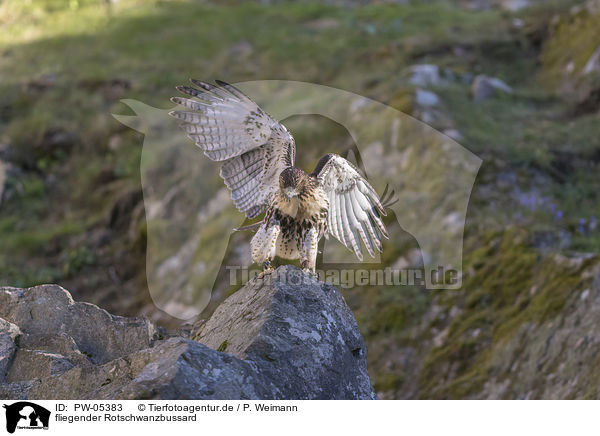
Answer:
3;402;50;434
114;80;482;320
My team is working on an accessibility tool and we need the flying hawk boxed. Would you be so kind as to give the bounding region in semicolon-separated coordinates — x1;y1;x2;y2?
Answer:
169;80;389;274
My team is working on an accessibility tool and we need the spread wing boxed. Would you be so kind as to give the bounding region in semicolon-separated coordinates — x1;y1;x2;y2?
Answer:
169;80;295;219
312;154;389;260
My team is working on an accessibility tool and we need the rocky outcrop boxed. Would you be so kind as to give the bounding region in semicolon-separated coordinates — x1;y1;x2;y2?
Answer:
0;266;376;400
540;0;600;113
370;232;600;400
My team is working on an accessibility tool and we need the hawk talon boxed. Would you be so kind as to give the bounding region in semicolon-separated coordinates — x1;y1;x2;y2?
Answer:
257;260;274;279
257;269;273;279
303;269;318;279
301;260;310;271
301;260;317;277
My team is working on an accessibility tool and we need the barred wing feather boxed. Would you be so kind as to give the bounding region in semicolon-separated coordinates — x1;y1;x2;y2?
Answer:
311;154;388;260
169;80;295;219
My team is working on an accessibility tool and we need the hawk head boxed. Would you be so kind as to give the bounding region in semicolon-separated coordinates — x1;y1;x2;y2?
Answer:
279;166;306;199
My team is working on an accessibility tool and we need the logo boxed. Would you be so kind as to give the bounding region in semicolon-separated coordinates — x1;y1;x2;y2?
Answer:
2;402;50;434
114;80;482;319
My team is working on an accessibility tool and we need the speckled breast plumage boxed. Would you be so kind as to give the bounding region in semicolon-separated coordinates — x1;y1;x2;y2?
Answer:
267;183;329;260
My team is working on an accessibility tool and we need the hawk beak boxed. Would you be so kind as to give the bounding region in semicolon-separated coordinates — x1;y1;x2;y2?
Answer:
284;187;298;198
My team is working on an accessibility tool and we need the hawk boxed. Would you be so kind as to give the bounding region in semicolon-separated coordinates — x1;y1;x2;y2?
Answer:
169;80;389;274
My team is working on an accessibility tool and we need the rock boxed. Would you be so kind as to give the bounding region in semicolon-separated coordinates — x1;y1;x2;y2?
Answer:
103;338;277;400
500;0;529;12
0;285;157;365
582;46;600;75
196;265;375;399
471;75;513;101
412;88;447;127
7;350;75;383
408;64;442;87
0;266;376;399
540;3;599;108
0;319;21;382
415;88;440;107
371;232;600;399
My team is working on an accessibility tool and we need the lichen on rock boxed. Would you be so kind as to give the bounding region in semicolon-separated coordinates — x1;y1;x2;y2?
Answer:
0;266;376;400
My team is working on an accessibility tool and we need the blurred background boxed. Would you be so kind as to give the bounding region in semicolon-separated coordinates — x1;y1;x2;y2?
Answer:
0;0;599;399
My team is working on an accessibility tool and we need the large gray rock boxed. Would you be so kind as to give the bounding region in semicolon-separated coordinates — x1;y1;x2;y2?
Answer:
0;266;376;399
0;284;157;366
196;265;375;399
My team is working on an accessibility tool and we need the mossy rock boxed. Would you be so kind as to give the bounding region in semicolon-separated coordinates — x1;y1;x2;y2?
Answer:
417;228;599;398
540;4;600;96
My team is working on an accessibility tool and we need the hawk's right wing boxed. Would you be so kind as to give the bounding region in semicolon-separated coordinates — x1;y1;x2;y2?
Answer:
169;80;295;219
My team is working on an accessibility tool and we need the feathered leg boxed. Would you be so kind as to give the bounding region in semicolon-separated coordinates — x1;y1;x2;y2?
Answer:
251;221;280;276
300;227;319;275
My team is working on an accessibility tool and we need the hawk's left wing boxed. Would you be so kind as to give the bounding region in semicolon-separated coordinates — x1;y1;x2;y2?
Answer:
311;154;388;260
